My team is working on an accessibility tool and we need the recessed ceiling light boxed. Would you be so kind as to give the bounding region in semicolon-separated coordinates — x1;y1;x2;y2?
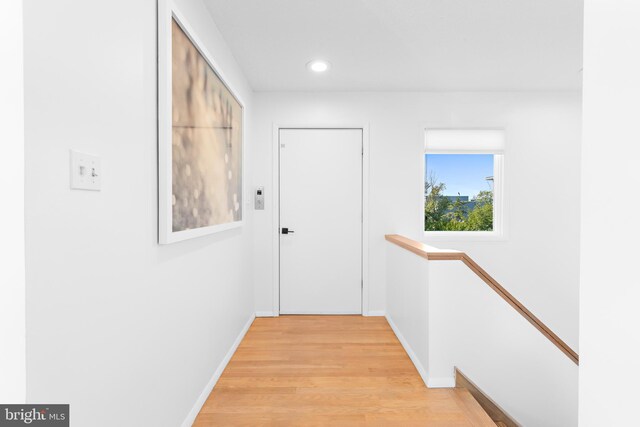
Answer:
307;60;330;73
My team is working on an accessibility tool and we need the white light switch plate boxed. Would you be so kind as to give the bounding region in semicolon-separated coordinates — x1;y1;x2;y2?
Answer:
70;150;101;191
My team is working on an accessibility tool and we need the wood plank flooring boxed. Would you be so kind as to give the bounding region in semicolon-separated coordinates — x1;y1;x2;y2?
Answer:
193;316;495;426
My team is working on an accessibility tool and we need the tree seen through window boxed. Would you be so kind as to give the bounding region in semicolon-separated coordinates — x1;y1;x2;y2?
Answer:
424;154;494;231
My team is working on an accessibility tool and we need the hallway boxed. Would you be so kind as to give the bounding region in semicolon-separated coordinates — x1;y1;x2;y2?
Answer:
193;316;495;426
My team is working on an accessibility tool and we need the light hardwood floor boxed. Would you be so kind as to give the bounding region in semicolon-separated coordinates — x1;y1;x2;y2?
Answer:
193;316;495;426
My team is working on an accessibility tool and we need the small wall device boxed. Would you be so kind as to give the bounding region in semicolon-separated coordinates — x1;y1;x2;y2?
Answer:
70;150;101;191
255;186;265;210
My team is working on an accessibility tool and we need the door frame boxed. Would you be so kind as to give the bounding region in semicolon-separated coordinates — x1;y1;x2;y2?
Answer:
271;124;371;316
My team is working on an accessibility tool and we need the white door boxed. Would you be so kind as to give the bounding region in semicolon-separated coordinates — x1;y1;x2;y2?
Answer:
279;128;363;314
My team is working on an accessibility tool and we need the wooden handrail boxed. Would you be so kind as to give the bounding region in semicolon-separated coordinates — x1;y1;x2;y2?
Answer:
385;234;579;365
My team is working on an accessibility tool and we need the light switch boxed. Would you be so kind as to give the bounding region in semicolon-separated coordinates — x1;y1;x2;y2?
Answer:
70;150;101;191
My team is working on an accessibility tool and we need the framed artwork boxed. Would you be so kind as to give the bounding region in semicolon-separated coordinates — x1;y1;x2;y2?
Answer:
158;0;244;244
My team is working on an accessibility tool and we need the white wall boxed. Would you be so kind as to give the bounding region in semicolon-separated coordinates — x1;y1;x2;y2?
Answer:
385;239;578;426
252;91;581;348
0;0;26;404
580;1;640;425
385;243;430;385
428;260;578;426
23;1;254;426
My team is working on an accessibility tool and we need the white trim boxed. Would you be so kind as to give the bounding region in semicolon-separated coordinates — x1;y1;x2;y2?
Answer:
493;153;506;239
279;310;362;315
423;231;507;242
385;314;429;387
271;124;371;316
158;0;246;244
271;124;280;316
427;377;456;388
364;310;386;317
361;125;371;315
255;311;277;318
180;313;255;427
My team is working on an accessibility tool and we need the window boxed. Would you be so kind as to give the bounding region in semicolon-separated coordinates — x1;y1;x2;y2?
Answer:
424;129;504;237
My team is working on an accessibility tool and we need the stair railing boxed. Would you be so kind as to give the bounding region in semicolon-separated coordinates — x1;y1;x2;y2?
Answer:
385;234;578;365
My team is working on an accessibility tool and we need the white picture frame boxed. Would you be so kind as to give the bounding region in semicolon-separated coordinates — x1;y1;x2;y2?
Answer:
157;0;245;244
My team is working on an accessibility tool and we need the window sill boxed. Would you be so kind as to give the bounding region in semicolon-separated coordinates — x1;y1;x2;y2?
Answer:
423;231;507;242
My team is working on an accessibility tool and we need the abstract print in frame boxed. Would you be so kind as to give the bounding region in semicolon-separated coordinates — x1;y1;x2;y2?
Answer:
158;0;244;244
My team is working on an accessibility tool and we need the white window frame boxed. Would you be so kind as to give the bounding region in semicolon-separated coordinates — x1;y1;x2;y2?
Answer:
423;129;506;241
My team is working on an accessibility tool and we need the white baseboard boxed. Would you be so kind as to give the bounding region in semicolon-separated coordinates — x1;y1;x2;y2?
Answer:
255;311;277;317
279;310;361;315
364;310;386;317
180;313;255;427
427;377;456;388
385;314;429;387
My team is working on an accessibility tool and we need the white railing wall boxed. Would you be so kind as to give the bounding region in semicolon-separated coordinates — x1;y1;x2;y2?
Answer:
386;241;578;427
385;242;431;385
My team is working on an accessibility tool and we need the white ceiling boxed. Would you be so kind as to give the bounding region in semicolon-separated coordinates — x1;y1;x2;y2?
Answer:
203;0;583;92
